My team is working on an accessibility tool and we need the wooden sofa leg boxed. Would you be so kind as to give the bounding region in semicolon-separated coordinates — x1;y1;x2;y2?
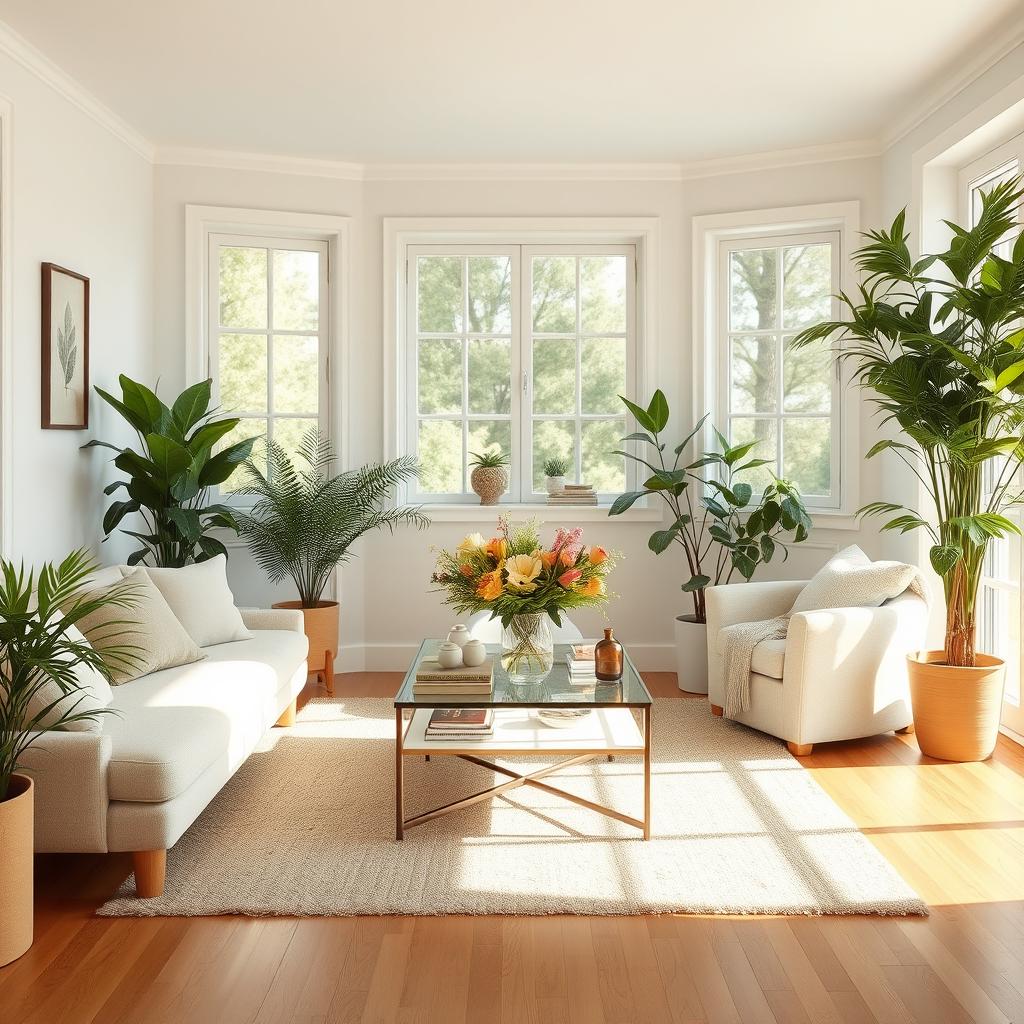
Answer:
133;849;166;898
896;723;915;735
710;704;723;717
275;698;297;727
787;741;814;757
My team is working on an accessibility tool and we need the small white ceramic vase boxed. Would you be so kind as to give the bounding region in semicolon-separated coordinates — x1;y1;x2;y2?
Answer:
436;641;464;669
461;638;487;667
545;476;566;495
446;624;470;648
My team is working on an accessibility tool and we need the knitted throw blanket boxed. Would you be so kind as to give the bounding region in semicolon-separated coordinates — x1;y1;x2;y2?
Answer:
720;557;930;720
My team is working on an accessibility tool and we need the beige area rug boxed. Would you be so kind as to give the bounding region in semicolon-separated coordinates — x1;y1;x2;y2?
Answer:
98;697;926;918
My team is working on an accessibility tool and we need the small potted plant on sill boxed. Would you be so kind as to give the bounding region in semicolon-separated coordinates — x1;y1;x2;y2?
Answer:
237;430;429;694
0;551;137;966
543;456;570;495
609;390;812;694
469;447;510;506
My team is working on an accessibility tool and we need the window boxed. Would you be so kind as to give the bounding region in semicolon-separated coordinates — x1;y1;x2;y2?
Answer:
405;242;638;503
207;232;329;490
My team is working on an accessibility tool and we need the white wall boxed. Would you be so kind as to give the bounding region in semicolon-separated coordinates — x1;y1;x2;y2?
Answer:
152;156;884;669
1;51;153;565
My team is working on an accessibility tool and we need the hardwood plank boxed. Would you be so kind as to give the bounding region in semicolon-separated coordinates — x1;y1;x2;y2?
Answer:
561;918;608;1024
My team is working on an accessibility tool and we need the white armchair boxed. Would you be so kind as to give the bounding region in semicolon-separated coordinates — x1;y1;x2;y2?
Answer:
705;580;927;756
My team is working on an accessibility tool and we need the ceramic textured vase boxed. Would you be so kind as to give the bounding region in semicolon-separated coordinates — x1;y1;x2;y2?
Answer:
501;613;554;683
471;466;508;506
0;774;34;967
273;600;339;696
544;475;566;495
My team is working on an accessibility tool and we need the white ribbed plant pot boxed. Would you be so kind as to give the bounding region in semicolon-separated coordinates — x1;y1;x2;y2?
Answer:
674;615;709;695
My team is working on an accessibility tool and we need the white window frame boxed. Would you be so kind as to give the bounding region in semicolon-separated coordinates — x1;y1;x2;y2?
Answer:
185;205;351;504
693;201;861;524
384;217;660;519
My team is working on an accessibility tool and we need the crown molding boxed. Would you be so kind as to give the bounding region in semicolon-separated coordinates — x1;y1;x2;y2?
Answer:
676;138;881;180
155;145;364;180
362;161;685;181
0;20;153;161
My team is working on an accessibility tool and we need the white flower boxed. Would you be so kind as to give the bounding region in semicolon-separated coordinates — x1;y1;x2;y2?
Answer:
505;553;542;594
457;532;486;554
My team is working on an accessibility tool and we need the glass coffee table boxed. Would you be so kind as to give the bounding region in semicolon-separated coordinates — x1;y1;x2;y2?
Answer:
393;639;653;841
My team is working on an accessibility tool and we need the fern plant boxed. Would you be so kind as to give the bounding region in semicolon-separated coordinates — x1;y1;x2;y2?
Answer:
236;431;430;607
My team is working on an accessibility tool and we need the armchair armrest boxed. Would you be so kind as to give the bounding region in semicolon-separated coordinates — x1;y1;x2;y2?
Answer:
19;730;112;852
240;607;305;633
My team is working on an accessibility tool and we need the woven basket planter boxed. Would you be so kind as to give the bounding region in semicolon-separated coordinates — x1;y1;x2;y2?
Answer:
471;466;508;505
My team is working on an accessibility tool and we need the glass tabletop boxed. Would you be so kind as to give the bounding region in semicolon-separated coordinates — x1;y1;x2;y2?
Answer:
394;639;652;709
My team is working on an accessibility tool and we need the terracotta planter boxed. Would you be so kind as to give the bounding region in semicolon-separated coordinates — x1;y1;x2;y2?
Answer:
471;466;508;505
907;650;1005;762
0;774;34;967
675;615;709;695
273;600;339;696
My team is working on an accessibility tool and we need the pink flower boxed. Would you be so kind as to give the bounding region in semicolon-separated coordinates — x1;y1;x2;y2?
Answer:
557;568;583;589
553;527;583;554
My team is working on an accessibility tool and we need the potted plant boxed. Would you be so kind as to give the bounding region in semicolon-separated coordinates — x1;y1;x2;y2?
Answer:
237;430;429;694
0;551;136;966
469;447;510;505
85;376;256;566
543;456;570;495
792;176;1024;761
609;390;812;693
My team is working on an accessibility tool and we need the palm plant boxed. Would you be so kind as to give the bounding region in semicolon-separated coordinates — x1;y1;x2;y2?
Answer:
792;176;1024;667
237;431;430;607
0;551;137;800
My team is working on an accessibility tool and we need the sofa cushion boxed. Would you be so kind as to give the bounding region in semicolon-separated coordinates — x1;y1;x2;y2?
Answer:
749;639;786;680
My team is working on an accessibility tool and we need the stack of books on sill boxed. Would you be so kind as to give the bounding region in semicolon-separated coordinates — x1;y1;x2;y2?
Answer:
412;658;494;695
547;483;598;507
425;707;494;740
565;643;597;685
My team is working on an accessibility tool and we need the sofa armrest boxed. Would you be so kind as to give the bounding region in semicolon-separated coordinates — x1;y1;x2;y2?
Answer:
19;730;112;852
240;607;305;633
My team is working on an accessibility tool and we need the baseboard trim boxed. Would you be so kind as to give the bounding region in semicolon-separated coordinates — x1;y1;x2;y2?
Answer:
999;723;1024;749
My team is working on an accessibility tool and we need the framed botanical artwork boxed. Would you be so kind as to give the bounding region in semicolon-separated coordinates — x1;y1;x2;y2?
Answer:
41;262;90;429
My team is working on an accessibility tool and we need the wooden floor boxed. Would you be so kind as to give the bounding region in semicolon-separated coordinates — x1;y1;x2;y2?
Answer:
3;671;1024;1024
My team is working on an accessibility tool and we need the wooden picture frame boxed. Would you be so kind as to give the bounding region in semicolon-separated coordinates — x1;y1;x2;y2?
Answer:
41;262;90;429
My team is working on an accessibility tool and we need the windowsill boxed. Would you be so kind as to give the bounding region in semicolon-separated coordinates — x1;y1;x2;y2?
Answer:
409;503;662;522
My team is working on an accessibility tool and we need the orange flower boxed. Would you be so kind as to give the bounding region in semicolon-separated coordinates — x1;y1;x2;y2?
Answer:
540;549;558;568
459;563;474;577
485;537;507;561
588;546;608;565
557;568;583;589
559;547;578;568
580;576;604;597
476;570;503;601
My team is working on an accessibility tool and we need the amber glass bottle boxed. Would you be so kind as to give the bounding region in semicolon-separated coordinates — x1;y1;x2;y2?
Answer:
594;627;623;681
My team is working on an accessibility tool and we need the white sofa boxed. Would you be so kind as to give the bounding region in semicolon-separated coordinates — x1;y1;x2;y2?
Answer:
21;607;308;897
705;580;927;755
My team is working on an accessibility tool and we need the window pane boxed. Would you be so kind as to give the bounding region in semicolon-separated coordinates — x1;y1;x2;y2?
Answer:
581;256;626;333
730;248;777;331
782;243;832;330
533;338;576;415
273;335;319;414
218;334;267;413
582;419;626;493
468;257;512;334
217;419;265;494
418;339;462;414
581;338;626;414
418;419;462;493
272;250;319;331
729;418;777;496
219;246;267;329
468;420;512;483
468;339;511;414
532;256;576;332
783;418;831;495
783;337;832;413
730;335;777;414
418;256;463;333
532;419;575;491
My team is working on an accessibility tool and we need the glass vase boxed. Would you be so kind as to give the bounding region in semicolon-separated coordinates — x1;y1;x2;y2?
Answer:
501;613;554;683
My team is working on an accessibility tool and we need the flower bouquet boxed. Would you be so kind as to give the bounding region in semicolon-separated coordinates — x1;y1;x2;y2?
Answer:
432;518;615;682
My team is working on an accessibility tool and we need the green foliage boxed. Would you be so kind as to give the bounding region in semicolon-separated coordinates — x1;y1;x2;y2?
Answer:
469;448;510;469
609;390;813;622
85;376;256;567
792;176;1024;666
543;456;570;477
0;550;138;800
237;430;430;607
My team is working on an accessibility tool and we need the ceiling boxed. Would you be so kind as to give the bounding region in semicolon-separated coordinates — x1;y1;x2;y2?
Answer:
1;0;1021;164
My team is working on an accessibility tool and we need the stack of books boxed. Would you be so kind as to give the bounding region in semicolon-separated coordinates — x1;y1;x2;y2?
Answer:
425;707;494;740
412;658;494;695
547;483;598;506
565;643;597;685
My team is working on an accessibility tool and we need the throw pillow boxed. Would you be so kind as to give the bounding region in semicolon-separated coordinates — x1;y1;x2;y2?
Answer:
68;568;204;684
24;623;113;733
790;544;920;615
127;555;251;648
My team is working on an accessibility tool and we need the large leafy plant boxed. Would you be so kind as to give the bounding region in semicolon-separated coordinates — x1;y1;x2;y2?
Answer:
0;551;136;800
85;376;256;566
792;176;1024;668
237;430;430;607
609;390;812;622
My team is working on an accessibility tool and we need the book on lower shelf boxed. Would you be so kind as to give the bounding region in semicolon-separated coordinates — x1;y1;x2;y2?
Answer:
425;707;495;739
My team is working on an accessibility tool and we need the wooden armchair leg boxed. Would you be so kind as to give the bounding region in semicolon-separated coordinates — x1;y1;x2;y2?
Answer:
786;741;814;757
896;724;915;735
710;704;723;717
132;849;167;898
275;698;297;727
